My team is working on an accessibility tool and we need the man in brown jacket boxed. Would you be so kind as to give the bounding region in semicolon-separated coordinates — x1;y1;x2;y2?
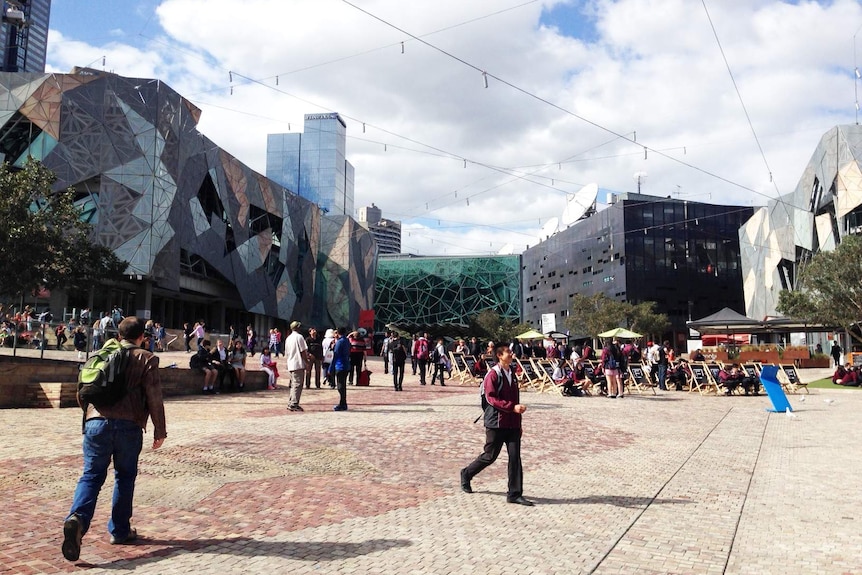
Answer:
62;316;167;562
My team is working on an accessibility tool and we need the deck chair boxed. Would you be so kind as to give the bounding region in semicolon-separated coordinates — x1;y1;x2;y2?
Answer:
449;353;475;385
529;358;555;393
688;362;720;395
566;360;593;395
164;331;180;351
527;358;564;395
626;364;657;395
581;362;606;396
705;363;734;394
462;355;482;380
515;357;543;391
778;364;809;394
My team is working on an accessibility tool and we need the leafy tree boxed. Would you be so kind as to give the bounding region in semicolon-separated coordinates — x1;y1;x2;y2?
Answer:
471;309;527;344
566;293;669;340
628;301;669;340
0;159;127;300
565;293;630;336
776;234;862;344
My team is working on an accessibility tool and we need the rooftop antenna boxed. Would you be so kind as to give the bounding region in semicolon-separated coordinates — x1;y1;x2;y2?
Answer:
633;171;648;193
855;24;862;125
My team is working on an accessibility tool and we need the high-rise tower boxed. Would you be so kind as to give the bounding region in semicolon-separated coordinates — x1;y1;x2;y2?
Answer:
1;0;51;73
266;112;355;216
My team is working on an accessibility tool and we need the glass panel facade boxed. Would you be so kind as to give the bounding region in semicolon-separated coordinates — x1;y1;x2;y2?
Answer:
376;255;521;331
266;112;354;216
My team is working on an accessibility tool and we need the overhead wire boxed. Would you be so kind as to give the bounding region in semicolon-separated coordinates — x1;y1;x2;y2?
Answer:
337;0;812;214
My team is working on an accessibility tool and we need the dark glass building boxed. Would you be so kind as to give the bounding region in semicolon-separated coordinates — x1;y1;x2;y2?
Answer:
1;0;51;73
522;193;754;347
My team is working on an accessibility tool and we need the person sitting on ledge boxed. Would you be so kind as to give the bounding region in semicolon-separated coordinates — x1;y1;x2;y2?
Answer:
190;339;218;393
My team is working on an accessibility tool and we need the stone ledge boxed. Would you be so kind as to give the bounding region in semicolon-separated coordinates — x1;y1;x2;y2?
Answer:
0;358;268;408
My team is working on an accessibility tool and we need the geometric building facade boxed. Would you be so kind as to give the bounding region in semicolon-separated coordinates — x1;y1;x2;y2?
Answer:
1;0;51;73
740;125;862;320
266;112;355;217
0;70;376;332
375;254;521;334
523;193;754;347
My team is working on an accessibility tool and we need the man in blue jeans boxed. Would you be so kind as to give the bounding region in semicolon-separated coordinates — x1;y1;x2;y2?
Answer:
62;316;167;562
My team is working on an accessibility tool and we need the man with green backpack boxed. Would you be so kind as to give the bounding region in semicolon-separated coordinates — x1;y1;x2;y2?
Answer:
62;316;167;562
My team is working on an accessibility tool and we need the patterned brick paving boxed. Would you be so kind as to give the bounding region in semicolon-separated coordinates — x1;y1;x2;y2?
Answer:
0;357;859;574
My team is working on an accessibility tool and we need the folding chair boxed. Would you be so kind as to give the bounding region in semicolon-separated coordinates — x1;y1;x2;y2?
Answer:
515;357;543;391
582;362;606;396
705;363;733;394
778;364;809;394
528;358;554;393
688;362;720;395
537;359;567;395
626;364;657;395
566;359;593;395
449;353;476;385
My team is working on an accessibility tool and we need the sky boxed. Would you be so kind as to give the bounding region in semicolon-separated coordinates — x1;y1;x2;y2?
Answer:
45;0;862;256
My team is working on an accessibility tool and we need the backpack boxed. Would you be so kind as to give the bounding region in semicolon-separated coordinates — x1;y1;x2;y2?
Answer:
418;339;429;360
77;339;131;408
475;365;508;423
429;346;440;363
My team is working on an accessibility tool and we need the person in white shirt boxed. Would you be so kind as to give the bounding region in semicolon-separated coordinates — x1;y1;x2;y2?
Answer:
284;321;309;411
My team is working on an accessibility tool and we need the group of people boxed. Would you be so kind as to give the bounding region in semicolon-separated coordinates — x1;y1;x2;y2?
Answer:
832;363;860;386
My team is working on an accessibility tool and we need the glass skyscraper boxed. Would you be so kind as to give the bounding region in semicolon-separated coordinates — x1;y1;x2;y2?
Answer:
0;0;51;72
267;112;355;216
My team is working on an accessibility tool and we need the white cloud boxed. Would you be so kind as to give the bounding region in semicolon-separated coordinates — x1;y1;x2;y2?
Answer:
46;0;862;255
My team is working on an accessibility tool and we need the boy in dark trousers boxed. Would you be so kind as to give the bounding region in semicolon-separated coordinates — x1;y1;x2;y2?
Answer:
460;344;533;506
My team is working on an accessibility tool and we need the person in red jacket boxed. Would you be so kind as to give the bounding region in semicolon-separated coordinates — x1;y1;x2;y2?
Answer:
460;344;533;506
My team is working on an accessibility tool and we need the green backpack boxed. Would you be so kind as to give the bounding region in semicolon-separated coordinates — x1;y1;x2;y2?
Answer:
77;339;132;408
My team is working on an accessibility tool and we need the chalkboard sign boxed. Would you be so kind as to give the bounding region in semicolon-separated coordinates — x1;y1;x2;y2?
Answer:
852;352;862;367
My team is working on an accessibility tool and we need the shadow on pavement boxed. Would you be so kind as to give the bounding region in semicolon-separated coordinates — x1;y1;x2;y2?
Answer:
480;492;692;508
86;537;413;569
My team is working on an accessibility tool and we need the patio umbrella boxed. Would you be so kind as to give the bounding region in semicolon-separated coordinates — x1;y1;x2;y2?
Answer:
597;327;642;339
515;329;545;340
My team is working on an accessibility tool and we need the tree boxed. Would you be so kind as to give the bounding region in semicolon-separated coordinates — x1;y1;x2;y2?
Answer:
471;309;528;344
565;293;630;336
0;159;127;300
565;294;669;340
628;301;670;340
776;234;862;344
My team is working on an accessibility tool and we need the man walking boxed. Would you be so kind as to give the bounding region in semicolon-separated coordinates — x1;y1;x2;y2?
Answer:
413;333;430;385
460;344;533;506
62;316;167;562
284;321;309;411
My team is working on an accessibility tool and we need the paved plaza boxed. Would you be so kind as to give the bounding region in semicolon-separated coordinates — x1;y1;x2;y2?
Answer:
0;354;859;574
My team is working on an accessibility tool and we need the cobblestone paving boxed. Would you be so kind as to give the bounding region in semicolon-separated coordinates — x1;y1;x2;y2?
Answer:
0;357;859;574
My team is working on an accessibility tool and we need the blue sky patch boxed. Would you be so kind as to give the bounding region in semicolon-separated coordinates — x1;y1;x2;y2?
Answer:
540;1;598;43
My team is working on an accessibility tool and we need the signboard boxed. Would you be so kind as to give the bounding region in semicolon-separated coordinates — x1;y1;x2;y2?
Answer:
541;313;556;335
358;309;374;330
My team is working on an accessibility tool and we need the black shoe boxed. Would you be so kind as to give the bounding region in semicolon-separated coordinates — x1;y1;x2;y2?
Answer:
460;469;473;493
62;514;83;561
288;405;304;412
110;527;137;545
440;382;445;386
507;496;534;506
